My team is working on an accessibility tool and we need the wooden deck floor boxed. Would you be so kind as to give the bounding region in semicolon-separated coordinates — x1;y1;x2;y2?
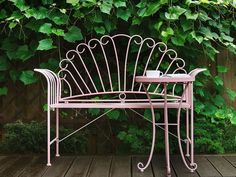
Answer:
0;155;235;177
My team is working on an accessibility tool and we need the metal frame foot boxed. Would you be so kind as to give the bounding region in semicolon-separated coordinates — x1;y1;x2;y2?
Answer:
47;163;52;166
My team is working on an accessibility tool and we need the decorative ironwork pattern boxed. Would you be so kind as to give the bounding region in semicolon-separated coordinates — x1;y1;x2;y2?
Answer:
58;34;187;100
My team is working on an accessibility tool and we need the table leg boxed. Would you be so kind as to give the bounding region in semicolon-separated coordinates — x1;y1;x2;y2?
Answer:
137;84;156;172
177;82;197;172
164;83;171;176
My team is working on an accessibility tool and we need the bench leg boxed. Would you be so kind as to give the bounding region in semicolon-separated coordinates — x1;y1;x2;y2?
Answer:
164;83;171;176
47;107;51;166
186;109;190;157
190;106;195;170
56;108;60;157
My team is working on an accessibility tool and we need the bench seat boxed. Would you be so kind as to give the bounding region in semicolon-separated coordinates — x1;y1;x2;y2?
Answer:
50;102;190;109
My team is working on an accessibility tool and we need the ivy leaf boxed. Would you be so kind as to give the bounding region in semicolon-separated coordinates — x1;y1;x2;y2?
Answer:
137;8;146;17
0;87;8;96
94;26;106;34
161;27;174;38
10;0;29;11
171;34;185;46
199;27;219;40
15;45;34;61
198;11;211;21
20;70;38;85
220;33;234;42
104;19;114;32
117;9;131;21
10;70;21;82
25;19;44;32
154;21;163;31
144;0;167;17
185;10;198;20
165;6;187;20
107;110;120;120
227;88;236;101
214;76;223;86
91;12;103;23
217;66;228;73
49;10;69;25
0;9;7;19
37;38;56;50
232;21;236;29
38;23;52;34
66;0;78;6
131;17;141;25
114;0;126;8
88;108;100;116
214;95;225;107
9;22;17;29
0;56;10;71
195;101;205;113
43;103;48;112
190;31;203;44
227;43;236;55
230;115;236;125
52;28;65;36
25;7;48;20
143;2;162;17
64;26;83;42
100;1;113;14
215;109;226;119
203;41;219;60
181;18;192;32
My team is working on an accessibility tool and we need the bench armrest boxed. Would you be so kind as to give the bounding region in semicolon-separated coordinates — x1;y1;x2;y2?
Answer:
188;68;207;78
34;69;61;105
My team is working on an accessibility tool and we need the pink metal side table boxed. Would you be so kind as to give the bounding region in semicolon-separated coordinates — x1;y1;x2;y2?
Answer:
135;74;197;176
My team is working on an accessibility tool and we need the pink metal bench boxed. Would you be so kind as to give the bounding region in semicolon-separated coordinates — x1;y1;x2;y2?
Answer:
35;34;205;175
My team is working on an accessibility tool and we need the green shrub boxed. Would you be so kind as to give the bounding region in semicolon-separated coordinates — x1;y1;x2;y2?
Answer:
0;121;88;154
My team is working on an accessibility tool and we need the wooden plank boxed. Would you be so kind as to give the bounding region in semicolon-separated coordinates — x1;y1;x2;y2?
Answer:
152;155;176;177
43;156;75;177
19;155;49;177
194;156;221;177
207;156;236;176
86;156;112;177
65;156;92;177
110;156;131;177
0;155;33;177
224;156;236;168
171;156;199;177
132;156;154;177
0;156;7;168
0;156;6;161
0;155;20;173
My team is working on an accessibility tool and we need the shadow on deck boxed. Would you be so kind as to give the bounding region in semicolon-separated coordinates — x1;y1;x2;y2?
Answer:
0;155;235;177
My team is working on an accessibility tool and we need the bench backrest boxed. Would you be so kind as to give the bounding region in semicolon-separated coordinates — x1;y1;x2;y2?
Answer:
58;34;187;100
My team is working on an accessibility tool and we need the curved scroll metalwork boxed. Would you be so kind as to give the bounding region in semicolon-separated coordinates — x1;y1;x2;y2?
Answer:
176;82;197;172
137;84;156;172
57;34;187;99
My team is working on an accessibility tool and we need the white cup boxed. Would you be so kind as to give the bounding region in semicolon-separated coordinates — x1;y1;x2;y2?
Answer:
146;70;163;77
